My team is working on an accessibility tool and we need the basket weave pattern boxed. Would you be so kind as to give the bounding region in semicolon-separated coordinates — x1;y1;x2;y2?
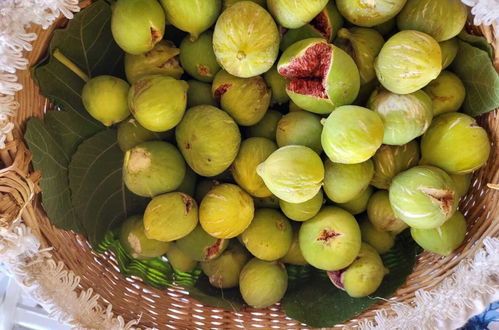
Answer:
0;13;498;329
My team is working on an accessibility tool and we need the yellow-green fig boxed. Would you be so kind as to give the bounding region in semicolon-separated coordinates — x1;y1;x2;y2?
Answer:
367;190;408;234
117;117;171;151
175;105;241;177
247;110;282;141
337;185;373;215
180;31;221;83
231;137;277;198
257;145;324;203
440;38;459;69
124;40;183;84
267;0;328;29
264;65;290;105
160;0;221;40
279;190;324;222
421;113;491;174
128;75;188;132
450;173;472;198
276;111;323;153
281;224;308;265
336;0;407;27
111;0;165;55
224;0;266;9
176;225;229;261
82;75;130;126
167;243;198;273
177;167;197;197
359;218;395;254
186;80;217;108
120;215;170;259
423;71;466;116
323;159;374;203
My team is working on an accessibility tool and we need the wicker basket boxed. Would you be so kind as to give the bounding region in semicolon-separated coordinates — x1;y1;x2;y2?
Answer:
0;4;498;329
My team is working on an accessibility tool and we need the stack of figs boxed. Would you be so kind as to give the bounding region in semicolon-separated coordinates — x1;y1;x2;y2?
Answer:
80;0;491;307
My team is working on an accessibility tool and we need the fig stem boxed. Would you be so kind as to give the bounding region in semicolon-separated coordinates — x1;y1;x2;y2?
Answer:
53;49;89;82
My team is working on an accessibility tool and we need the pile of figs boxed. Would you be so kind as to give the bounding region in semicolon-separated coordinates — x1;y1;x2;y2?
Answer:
81;0;491;308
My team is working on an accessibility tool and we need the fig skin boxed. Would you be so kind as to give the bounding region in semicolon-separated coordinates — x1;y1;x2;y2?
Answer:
299;206;361;271
177;167;197;197
111;0;165;55
124;40;183;84
367;190;408;235
160;0;221;40
247;110;282;141
359;219;395;254
257;145;324;203
267;0;329;29
321;105;384;164
440;38;459;69
175;105;241;177
212;70;271;126
195;180;221;203
200;183;255;239
176;225;229;261
367;87;433;146
128;75;188;132
281;224;308;265
186;80;217;108
279;190;324;222
277;38;360;115
423;71;466;116
323;159;374;204
253;195;281;209
82;75;130;126
117;117;170;151
120;215;170;259
223;0;266;9
450;173;472;198
397;0;467;42
166;243;198;273
411;211;467;256
375;30;442;94
239;258;288;308
240;208;293;261
336;0;407;27
421;113;491;174
231;137;277;198
180;31;221;83
264;65;290;105
389;165;458;229
123;141;186;197
337;185;373;215
276;111;323;154
213;1;279;78
373;18;396;36
370;141;420;189
143;192;198;242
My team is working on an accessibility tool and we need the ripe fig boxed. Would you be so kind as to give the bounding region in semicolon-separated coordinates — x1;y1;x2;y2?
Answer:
389;165;458;229
450;173;472;198
337;185;373;215
200;184;254;239
370;141;420;189
411;211;467;256
397;0;467;42
195;180;220;203
239;258;288;308
323;159;374;204
279;190;324;222
160;0;221;40
111;0;165;55
123;141;186;197
264;65;290;105
117;117;171;151
82;75;129;126
128;75;188;132
124;40;183;84
120;215;170;259
143;192;198;242
281;224;308;265
289;101;304;112
212;70;271;126
299;206;361;270
201;241;250;289
240;208;292;261
180;31;221;82
176;225;229;261
175;105;241;177
280;1;344;51
166;243;198;273
423;71;465;116
231;137;277;198
321;105;384;164
336;0;407;27
186;80;217;108
421;113;491;174
367;190;408;234
257;145;324;203
277;38;360;114
177;167;197;197
327;243;388;297
223;0;266;9
440;38;459;69
375;30;442;94
367;87;433;145
276;111;323;153
247;110;282;141
253;195;280;209
373;18;396;36
213;1;279;77
359;218;395;254
335;27;384;85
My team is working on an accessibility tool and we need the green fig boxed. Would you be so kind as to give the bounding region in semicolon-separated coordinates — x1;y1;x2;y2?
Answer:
264;65;290;105
440;38;459;69
253;195;281;209
323;159;374;203
176;225;229;261
359;218;395;254
279;190;324;222
186;80;217;108
450;173;472;198
276;111;323;153
195;180;221;203
423;71;466;116
336;0;407;27
247;110;282;141
167;243;198;273
281;224;308;265
117;117;170;151
180;31;221;82
373;18;396;36
120;215;170;259
337;186;373;215
367;190;408;234
177;167;197;197
223;0;266;9
267;0;328;29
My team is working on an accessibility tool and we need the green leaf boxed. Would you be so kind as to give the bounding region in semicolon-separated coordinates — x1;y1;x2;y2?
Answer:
282;232;418;328
458;30;494;59
452;40;499;117
68;129;148;245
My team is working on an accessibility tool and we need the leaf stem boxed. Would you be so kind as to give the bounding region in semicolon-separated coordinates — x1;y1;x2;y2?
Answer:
53;49;89;82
